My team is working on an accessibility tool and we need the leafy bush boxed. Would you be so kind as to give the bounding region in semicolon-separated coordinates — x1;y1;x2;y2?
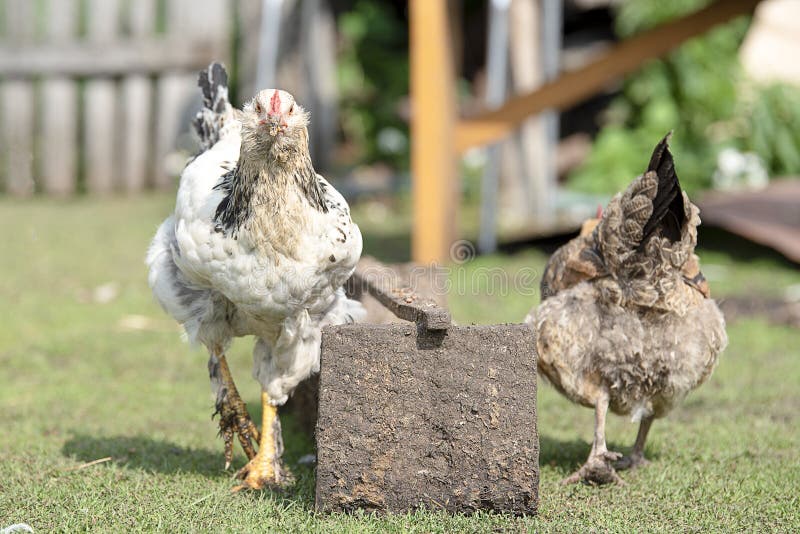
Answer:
337;1;409;170
734;83;800;177
568;0;750;194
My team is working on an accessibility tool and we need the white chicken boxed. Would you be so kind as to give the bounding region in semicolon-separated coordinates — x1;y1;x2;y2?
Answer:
146;63;364;490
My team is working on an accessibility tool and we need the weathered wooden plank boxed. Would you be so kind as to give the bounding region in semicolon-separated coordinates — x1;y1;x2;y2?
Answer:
1;0;36;195
2;82;35;194
478;0;511;254
120;0;155;192
253;0;284;92
40;0;78;195
699;180;800;264
351;257;451;331
0;39;217;78
316;323;538;514
153;0;229;189
455;0;763;152
410;0;458;264
153;74;193;189
84;0;121;194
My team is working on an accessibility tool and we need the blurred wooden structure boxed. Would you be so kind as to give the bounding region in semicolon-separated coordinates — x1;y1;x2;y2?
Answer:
0;0;230;195
700;180;800;264
410;0;764;264
0;0;338;196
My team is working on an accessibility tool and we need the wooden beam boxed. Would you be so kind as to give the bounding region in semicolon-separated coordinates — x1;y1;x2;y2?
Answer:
352;257;452;331
410;0;458;264
0;39;217;78
120;0;156;192
456;0;762;153
40;0;78;195
84;0;121;194
1;0;36;195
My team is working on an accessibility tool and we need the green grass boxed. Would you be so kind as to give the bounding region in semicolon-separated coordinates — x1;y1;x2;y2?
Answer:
1;195;799;532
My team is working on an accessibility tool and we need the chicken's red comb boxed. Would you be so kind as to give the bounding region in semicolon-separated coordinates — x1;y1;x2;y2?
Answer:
269;90;281;116
596;204;603;219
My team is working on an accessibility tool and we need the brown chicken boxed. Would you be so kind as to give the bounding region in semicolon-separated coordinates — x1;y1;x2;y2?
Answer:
527;135;727;485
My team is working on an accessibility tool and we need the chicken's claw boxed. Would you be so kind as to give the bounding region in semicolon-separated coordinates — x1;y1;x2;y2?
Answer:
614;453;650;471
221;424;235;470
230;394;294;492
213;390;260;469
562;451;626;486
210;352;260;469
231;459;295;492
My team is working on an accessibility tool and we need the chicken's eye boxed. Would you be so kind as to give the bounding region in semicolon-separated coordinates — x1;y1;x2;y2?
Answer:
289;103;295;114
255;102;263;114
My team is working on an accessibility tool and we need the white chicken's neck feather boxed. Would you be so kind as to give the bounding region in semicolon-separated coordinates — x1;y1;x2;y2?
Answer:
213;126;327;236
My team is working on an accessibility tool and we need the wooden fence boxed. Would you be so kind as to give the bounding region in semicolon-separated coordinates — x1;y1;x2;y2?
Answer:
0;0;230;195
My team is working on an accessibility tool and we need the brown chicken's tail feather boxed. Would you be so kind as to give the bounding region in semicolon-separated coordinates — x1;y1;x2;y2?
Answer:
639;133;686;247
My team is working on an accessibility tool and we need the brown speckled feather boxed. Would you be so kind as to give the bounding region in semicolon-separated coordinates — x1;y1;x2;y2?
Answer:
540;226;606;301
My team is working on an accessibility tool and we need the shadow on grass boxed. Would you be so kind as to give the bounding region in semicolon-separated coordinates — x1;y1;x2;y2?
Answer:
62;434;227;477
539;435;659;475
61;428;317;506
539;435;590;474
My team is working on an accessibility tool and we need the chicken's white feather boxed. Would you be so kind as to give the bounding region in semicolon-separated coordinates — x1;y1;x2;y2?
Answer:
147;64;363;405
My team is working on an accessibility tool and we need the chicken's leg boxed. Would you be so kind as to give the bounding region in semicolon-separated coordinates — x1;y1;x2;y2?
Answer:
209;352;260;469
615;415;653;470
562;392;625;485
233;390;294;491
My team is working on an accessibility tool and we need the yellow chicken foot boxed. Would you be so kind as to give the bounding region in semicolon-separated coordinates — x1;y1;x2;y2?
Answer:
615;416;653;471
211;353;260;469
562;392;625;486
233;391;294;491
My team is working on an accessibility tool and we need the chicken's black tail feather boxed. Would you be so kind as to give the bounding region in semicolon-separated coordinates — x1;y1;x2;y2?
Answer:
639;133;686;246
198;62;229;113
193;62;232;152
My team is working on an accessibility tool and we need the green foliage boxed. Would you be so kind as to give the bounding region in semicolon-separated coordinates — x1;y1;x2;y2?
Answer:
734;83;800;177
337;1;409;170
568;1;750;194
614;0;714;37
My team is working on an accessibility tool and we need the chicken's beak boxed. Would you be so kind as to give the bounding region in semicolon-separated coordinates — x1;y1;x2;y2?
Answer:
264;113;288;137
263;89;288;136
